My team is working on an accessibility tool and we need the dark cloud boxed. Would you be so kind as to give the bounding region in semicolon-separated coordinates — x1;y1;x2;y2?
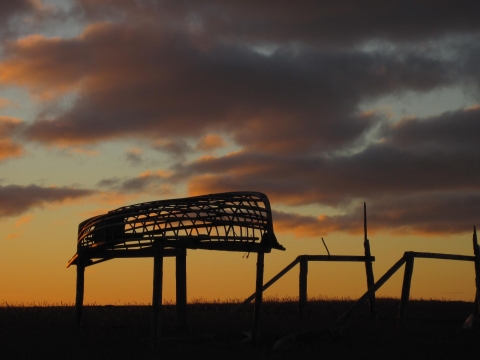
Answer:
0;0;68;40
96;178;121;188
125;150;143;166
77;0;480;46
0;23;460;153
0;117;24;161
388;106;480;153
168;106;480;235
274;191;480;237
97;171;172;195
152;139;193;159
0;184;95;218
0;0;35;24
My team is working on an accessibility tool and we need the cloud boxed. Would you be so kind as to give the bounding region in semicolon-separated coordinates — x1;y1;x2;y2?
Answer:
195;134;226;152
0;0;64;40
163;105;480;235
0;0;36;24
0;34;88;100
152;139;193;159
177;106;480;205
125;148;143;166
388;106;480;153
274;192;480;237
0;184;96;218
76;1;480;46
0;22;461;153
14;213;33;227
0;117;24;161
1;1;479;238
97;170;173;195
6;232;21;240
0;98;13;109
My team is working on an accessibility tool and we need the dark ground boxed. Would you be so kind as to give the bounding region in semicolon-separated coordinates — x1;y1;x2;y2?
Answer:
1;298;479;359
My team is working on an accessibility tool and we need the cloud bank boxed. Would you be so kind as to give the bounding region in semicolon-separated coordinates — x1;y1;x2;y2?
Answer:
0;184;95;218
0;0;479;235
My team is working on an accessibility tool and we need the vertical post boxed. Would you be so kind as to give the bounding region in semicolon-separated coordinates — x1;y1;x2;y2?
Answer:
152;240;164;343
176;247;187;333
472;227;480;319
363;202;376;319
299;256;308;319
75;252;85;327
398;252;414;324
252;251;265;346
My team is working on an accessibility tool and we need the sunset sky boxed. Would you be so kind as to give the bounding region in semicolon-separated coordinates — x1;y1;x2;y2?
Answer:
1;0;480;305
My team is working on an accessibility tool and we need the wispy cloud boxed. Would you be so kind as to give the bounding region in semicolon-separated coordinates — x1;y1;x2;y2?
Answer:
196;134;226;152
97;170;173;196
0;117;24;161
0;184;96;218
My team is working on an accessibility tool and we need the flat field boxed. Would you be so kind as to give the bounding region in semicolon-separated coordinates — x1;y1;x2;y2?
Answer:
1;297;479;359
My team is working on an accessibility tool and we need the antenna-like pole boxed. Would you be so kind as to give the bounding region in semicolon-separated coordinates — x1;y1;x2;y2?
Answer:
473;227;480;322
364;202;367;242
363;202;376;319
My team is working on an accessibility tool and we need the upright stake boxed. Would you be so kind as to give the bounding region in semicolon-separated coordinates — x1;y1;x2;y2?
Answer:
252;251;265;346
299;256;308;319
363;202;376;319
75;252;85;327
152;240;164;344
176;247;187;333
399;252;415;324
473;227;480;319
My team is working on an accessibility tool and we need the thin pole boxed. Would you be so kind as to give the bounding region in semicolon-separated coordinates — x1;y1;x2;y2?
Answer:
299;256;308;319
176;247;187;332
364;202;376;318
473;227;480;318
75;253;85;327
152;240;164;344
398;252;415;324
252;252;265;346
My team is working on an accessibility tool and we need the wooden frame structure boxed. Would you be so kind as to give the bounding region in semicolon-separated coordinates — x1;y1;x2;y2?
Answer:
230;203;376;319
335;227;480;326
67;191;285;344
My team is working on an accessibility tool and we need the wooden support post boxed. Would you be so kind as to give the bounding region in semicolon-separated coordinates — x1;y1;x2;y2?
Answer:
152;240;164;343
398;252;415;324
252;251;265;346
472;227;480;318
363;202;376;319
299;256;308;319
75;253;85;327
176;247;187;333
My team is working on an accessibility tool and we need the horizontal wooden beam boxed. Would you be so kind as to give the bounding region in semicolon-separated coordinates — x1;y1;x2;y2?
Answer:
301;255;375;262
185;242;271;253
67;242;272;267
411;252;475;262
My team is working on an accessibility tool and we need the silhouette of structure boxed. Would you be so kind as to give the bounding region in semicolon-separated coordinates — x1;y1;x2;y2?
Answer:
335;227;480;326
230;203;376;319
67;191;285;344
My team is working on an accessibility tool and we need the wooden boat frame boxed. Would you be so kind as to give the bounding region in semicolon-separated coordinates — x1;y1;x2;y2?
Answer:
67;191;285;344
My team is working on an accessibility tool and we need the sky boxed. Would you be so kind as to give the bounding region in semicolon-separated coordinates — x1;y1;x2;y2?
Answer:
0;0;480;305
